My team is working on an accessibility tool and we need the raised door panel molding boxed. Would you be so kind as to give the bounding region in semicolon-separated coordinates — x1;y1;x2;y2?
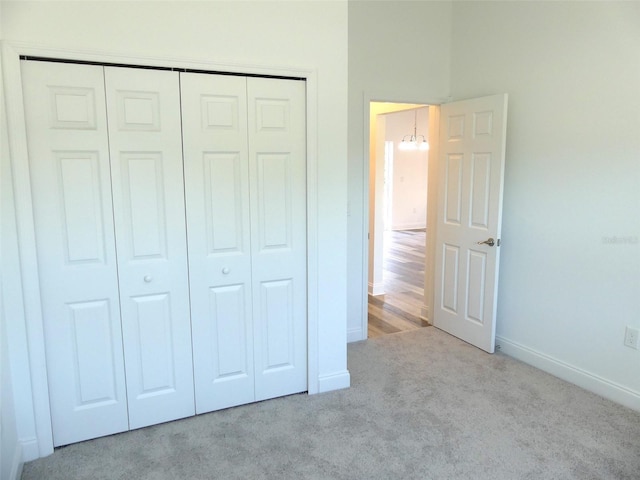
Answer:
49;86;97;129
57;152;106;264
256;153;292;251
203;152;246;255
119;152;167;260
67;300;120;407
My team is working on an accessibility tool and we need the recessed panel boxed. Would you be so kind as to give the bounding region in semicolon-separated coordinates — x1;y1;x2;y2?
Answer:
201;95;238;130
203;153;244;254
131;294;175;397
116;91;160;131
470;153;491;229
447;114;465;141
49;86;96;129
256;99;288;131
121;152;167;259
257;154;291;251
261;279;294;371
473;111;493;137
441;245;459;314
68;300;118;408
466;250;487;325
445;154;463;225
57;152;106;264
209;285;249;380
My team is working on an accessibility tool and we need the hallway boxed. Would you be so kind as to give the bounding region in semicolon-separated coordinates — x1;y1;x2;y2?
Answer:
368;229;430;338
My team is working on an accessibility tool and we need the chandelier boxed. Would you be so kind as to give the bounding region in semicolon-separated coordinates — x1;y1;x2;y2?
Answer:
399;109;429;151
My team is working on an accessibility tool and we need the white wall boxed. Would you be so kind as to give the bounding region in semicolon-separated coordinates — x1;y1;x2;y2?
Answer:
1;0;349;459
451;1;640;408
348;1;452;341
385;108;429;231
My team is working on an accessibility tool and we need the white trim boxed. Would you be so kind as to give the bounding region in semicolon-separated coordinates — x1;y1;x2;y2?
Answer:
496;336;640;412
8;441;23;480
420;306;430;324
2;40;322;455
424;105;440;338
359;92;370;344
2;41;54;458
368;282;385;297
8;41;314;80
390;223;427;231
347;327;364;343
305;70;320;395
317;371;351;393
19;437;39;463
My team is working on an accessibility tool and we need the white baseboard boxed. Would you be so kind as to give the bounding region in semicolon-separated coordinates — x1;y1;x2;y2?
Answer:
347;327;365;343
420;306;430;323
391;223;426;231
317;370;350;393
20;436;39;462
368;282;384;296
10;441;23;480
496;336;640;412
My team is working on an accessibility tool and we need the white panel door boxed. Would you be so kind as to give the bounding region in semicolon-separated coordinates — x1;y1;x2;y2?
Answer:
247;77;307;401
21;61;129;446
180;73;255;413
104;67;194;428
434;94;508;353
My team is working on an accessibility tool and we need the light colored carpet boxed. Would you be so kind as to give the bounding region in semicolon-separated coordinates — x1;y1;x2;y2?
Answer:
22;328;640;480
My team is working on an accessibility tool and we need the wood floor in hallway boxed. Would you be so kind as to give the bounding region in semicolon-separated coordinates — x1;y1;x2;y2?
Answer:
368;229;430;339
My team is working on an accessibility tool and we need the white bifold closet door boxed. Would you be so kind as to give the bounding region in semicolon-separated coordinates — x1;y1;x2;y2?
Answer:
21;61;195;446
103;66;195;430
21;60;307;446
22;61;129;447
180;73;307;414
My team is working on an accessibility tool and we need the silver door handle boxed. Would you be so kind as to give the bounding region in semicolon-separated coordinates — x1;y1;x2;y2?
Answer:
477;238;495;247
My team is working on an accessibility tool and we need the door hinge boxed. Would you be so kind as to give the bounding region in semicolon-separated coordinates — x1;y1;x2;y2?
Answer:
497;239;501;247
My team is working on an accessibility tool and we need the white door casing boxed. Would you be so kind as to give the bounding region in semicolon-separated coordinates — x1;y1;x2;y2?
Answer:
247;77;307;401
434;94;508;353
21;61;129;446
180;72;256;413
4;44;325;457
104;66;195;429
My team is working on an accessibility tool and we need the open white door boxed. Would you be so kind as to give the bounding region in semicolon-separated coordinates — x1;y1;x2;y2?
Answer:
433;94;508;353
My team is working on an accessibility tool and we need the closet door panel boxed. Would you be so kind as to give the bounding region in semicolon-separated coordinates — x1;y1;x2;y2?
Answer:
21;61;129;446
248;77;307;401
105;67;194;429
181;73;255;413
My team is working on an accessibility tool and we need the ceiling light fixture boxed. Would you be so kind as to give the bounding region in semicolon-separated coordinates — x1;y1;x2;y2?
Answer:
399;109;429;151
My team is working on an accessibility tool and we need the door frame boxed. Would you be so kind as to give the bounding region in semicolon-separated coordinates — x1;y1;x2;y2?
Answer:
1;41;320;458
361;93;443;340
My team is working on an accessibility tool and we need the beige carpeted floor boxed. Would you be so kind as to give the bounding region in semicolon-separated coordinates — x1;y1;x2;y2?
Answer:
22;328;640;480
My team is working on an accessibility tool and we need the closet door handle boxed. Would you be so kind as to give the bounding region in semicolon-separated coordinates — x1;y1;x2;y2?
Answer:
144;275;153;283
222;267;230;275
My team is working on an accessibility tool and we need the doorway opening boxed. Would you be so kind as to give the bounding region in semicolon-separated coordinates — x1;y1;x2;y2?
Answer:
367;102;431;338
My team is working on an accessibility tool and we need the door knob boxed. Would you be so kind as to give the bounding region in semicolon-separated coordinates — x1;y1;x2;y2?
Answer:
477;237;495;247
144;275;153;283
222;267;230;275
